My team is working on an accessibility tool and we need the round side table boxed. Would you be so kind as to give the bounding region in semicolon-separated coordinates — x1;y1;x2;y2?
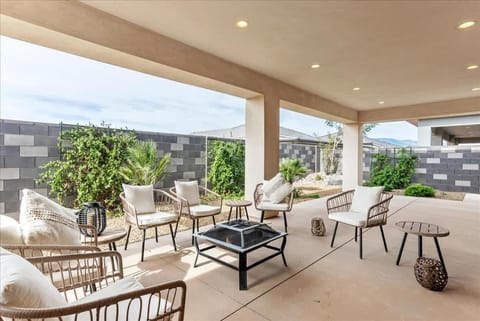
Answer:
226;200;252;222
83;227;127;251
395;221;449;275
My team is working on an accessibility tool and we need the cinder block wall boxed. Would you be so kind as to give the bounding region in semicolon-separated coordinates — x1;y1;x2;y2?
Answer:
363;147;480;193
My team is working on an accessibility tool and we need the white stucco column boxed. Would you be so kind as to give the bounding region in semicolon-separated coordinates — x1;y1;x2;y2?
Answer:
342;123;363;190
245;94;280;202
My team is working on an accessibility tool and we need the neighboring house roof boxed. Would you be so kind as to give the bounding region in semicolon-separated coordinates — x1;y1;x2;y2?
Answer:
193;125;400;148
192;125;321;143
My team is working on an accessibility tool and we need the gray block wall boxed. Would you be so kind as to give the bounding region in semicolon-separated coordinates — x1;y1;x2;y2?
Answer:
363;146;480;193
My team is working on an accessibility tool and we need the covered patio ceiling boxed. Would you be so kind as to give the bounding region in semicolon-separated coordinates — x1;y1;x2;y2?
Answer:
1;0;479;124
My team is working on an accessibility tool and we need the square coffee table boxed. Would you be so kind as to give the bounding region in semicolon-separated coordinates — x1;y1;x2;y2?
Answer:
193;219;288;290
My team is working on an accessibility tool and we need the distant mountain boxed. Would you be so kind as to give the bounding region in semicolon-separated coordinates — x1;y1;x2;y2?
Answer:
375;138;417;147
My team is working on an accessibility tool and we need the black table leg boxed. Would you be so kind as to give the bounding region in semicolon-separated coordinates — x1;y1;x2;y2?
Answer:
434;237;447;275
396;233;408;265
193;237;200;268
418;235;423;257
244;206;250;220
280;236;288;267
239;253;247;290
227;207;233;222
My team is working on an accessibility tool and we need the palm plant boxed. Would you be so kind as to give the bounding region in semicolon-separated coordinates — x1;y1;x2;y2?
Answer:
279;158;307;184
120;141;171;185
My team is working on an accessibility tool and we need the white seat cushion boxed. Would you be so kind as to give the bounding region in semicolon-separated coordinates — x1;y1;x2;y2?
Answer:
0;247;67;309
189;204;221;217
257;201;290;211
137;211;178;227
0;215;24;245
328;211;367;227
19;189;81;245
350;186;384;214
175;180;201;205
122;184;156;214
75;277;171;321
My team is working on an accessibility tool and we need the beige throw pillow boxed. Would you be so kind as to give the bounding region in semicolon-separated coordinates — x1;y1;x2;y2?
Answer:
262;173;285;199
350;186;384;215
122;184;156;214
0;247;67;309
175;181;201;205
0;215;24;245
269;183;292;204
19;189;81;245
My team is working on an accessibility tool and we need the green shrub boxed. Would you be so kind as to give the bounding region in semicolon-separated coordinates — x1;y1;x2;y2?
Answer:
279;158;307;184
404;184;436;197
120;140;171;185
37;125;136;211
208;140;245;197
367;149;417;191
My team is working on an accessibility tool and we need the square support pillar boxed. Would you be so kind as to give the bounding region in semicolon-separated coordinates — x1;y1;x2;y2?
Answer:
342;123;363;190
245;94;280;201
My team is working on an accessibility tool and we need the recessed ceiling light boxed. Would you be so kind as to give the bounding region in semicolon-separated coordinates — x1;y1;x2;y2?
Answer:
457;21;475;29
378;101;385;105
236;20;248;28
467;65;479;70
352;87;360;91
472;87;480;91
311;63;320;69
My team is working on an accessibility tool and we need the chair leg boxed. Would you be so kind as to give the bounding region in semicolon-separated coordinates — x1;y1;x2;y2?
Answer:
260;211;265;223
191;219;196;245
169;224;177;252
380;225;388;252
174;218;180;237
359;227;363;259
330;222;339;247
141;229;146;262
282;211;288;233
355;227;358;242
124;225;132;250
155;227;158;243
212;215;216;227
196;219;200;232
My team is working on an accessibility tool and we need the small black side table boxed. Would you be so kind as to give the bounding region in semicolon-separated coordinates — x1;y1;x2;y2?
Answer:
226;200;252;221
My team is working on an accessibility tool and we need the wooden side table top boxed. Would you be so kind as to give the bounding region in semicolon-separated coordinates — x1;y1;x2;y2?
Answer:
225;200;252;207
395;221;449;237
95;227;127;245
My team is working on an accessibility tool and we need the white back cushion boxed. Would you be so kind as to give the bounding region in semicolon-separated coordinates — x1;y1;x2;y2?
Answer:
20;189;81;245
269;183;292;204
0;215;24;245
0;247;66;308
262;173;285;199
123;184;156;214
175;181;201;205
350;186;384;214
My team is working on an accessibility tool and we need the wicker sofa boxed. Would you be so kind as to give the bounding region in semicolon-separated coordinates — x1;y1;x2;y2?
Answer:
0;249;186;321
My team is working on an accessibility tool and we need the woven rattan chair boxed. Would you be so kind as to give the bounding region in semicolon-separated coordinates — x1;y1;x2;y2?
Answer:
327;189;393;259
120;189;181;262
169;184;222;245
0;251;187;321
253;183;294;232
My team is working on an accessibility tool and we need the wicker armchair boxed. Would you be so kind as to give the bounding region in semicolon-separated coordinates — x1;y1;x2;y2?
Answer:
327;189;393;259
0;251;187;321
120;189;181;262
253;183;294;232
169;184;222;245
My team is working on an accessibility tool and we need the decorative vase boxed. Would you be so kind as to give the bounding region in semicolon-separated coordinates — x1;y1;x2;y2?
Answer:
77;202;107;236
414;257;448;291
311;217;326;236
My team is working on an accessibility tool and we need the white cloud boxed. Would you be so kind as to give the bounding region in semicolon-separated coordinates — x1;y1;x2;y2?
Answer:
0;36;417;140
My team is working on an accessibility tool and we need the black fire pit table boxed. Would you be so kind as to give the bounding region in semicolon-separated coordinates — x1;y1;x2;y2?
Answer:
193;219;288;290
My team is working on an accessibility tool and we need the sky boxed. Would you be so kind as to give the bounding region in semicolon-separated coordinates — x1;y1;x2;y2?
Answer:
0;36;417;140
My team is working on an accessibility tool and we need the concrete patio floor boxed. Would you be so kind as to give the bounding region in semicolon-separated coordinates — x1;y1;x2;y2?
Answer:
117;195;480;321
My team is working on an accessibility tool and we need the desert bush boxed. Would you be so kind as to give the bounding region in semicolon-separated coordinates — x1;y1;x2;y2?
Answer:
404;184;436;197
208;140;245;197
